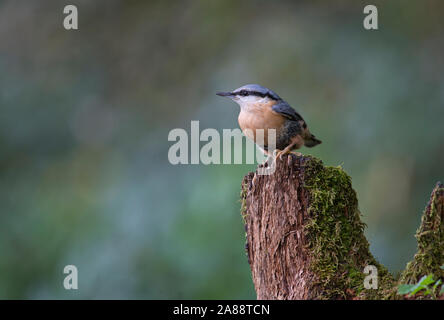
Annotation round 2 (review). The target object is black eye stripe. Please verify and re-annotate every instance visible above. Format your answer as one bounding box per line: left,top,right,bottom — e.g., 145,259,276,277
237,91,261,97
235,90,279,100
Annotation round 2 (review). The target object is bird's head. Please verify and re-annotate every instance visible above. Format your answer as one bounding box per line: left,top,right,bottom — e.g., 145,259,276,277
216,84,281,111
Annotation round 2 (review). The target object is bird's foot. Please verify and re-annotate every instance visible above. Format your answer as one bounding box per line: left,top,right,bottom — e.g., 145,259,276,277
276,150,287,160
274,149,302,160
272,149,282,160
289,151,302,157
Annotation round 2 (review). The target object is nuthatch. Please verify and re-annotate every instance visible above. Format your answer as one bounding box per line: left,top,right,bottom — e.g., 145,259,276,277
216,84,321,158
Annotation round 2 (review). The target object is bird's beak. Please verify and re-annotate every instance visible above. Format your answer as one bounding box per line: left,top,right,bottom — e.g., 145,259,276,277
216,91,234,97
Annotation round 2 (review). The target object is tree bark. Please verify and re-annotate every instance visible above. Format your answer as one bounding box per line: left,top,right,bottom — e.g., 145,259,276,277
240,154,443,300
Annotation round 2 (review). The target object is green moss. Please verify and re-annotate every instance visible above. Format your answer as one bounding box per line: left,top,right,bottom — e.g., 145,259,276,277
240,180,250,259
399,183,444,285
240,182,248,224
302,156,394,299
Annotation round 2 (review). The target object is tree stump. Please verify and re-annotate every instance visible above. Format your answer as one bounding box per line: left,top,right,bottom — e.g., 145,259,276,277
240,154,443,300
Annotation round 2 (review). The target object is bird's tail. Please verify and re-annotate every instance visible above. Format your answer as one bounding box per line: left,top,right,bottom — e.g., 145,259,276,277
304,134,322,148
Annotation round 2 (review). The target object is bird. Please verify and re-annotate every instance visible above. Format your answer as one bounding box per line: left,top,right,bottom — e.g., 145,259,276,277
216,84,321,159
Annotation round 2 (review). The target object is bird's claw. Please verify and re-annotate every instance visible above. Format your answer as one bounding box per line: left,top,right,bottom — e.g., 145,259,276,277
273,150,302,161
290,151,302,157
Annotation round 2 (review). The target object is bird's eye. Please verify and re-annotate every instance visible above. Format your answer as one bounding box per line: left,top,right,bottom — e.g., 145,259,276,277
240,90,248,96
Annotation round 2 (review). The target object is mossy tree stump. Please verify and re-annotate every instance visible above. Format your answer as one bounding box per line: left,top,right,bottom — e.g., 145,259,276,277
240,155,443,300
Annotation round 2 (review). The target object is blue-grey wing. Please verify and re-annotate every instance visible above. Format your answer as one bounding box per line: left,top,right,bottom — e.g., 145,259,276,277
271,101,305,122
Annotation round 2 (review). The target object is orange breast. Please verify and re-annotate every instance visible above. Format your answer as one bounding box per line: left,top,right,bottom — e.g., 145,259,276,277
238,102,285,146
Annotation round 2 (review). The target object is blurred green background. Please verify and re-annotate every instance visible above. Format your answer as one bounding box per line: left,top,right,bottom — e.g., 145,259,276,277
0,0,443,299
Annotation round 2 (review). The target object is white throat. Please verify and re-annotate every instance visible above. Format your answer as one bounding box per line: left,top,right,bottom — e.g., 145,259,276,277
234,96,272,112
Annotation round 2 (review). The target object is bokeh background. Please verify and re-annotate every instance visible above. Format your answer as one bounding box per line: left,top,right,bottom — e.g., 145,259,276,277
0,0,443,299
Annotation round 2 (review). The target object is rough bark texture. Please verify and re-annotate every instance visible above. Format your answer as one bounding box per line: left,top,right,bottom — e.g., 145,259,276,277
240,154,443,300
